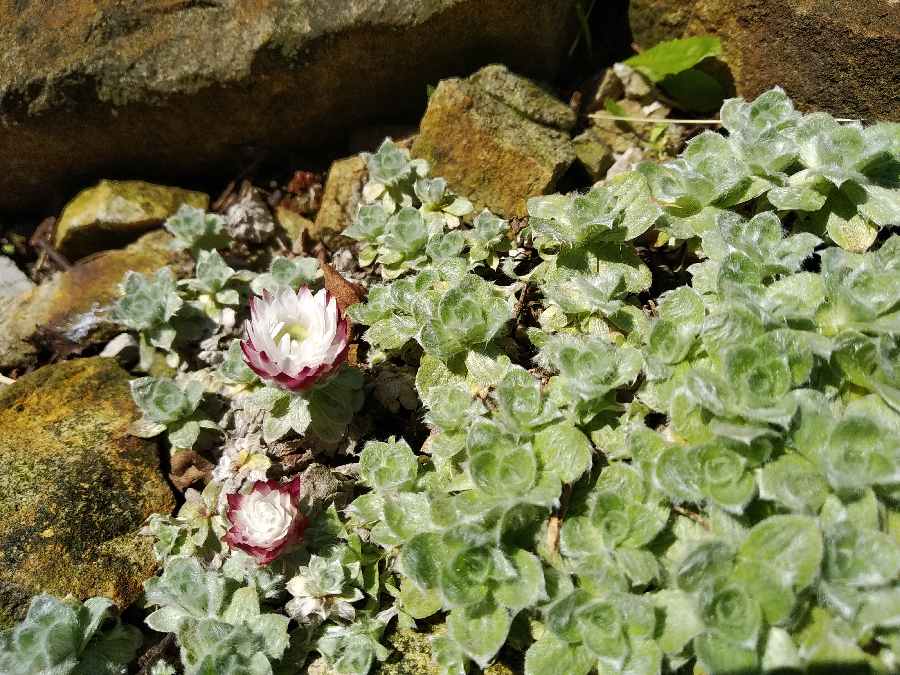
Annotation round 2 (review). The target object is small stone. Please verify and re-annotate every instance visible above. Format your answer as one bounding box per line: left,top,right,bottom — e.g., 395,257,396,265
312,155,368,246
0,357,175,627
54,180,208,261
573,129,615,181
275,205,316,247
412,68,575,217
0,257,33,301
0,230,187,371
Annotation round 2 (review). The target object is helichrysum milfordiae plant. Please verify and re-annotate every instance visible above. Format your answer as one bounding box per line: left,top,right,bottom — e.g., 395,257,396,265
164,204,228,254
0,594,141,675
129,375,220,451
21,86,892,675
286,555,364,624
112,266,184,370
361,138,429,211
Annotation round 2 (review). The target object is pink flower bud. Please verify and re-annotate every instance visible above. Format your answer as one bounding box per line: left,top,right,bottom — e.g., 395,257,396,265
223,478,307,564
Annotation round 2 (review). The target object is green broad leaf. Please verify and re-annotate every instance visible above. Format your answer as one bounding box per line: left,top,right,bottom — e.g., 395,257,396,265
493,550,546,611
825,522,900,587
577,601,629,667
546,589,593,643
761,626,802,671
71,622,142,675
624,502,669,549
400,532,446,590
496,366,544,430
193,249,235,293
822,414,898,492
446,602,511,668
700,584,762,643
219,340,258,385
737,515,823,592
533,422,593,484
383,492,432,542
757,454,829,513
164,204,226,253
676,541,735,593
524,634,594,675
624,36,722,83
399,577,442,619
697,444,756,513
796,607,870,668
168,420,201,450
130,377,192,425
262,405,292,444
615,547,660,586
467,436,537,497
654,445,702,503
818,188,879,252
286,396,311,435
846,182,900,227
768,182,829,211
694,631,759,674
661,68,725,113
856,587,900,631
619,639,663,675
359,437,418,492
654,589,704,655
430,634,467,675
221,586,260,626
439,546,493,608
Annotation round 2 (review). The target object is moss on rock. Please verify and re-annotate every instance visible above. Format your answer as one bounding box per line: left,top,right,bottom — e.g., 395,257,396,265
412,67,575,218
54,180,208,261
0,357,175,627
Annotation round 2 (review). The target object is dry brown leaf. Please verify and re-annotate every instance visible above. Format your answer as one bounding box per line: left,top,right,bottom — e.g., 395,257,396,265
321,259,365,312
169,450,214,491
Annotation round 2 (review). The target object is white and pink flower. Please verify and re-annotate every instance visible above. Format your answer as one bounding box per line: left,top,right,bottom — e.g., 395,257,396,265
241,287,349,391
223,478,307,564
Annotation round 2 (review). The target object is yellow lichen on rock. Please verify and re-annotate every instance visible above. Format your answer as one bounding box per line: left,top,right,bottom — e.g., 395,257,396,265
0,357,175,627
54,179,208,260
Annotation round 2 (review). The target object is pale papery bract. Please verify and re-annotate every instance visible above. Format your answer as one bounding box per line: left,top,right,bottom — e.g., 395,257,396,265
241,286,349,390
223,478,307,564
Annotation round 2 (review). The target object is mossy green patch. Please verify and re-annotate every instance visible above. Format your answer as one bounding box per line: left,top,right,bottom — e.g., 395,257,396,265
0,357,175,627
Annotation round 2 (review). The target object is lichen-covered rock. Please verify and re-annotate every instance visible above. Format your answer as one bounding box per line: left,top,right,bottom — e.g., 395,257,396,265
276,205,317,248
412,66,575,217
629,0,900,121
53,180,208,261
0,230,187,372
469,64,577,132
0,0,578,214
0,357,175,627
312,154,368,246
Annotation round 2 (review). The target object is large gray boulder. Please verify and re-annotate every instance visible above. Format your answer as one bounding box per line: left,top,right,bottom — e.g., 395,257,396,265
0,0,578,215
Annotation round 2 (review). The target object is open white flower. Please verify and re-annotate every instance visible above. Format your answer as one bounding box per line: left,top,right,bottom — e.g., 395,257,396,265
241,287,349,390
224,479,306,564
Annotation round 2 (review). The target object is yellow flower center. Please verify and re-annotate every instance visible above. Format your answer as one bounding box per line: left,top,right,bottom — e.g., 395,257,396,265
275,321,309,344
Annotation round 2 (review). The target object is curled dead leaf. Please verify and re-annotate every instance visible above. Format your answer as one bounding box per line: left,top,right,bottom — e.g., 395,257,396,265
321,259,366,313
